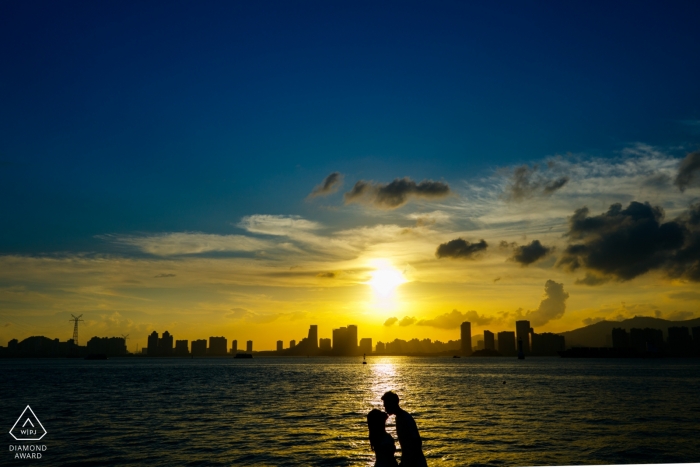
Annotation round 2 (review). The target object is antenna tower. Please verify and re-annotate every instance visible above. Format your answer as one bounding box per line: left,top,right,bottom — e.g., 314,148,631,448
69,314,84,346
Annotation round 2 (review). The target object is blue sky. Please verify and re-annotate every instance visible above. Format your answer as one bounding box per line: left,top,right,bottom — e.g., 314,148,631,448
2,1,700,347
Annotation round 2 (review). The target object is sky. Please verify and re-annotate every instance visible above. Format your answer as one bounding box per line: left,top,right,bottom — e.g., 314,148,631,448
1,1,700,351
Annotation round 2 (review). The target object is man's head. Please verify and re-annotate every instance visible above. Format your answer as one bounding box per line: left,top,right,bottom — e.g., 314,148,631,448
381,391,400,414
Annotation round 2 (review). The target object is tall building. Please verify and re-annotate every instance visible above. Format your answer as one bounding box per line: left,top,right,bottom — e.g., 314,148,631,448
209,336,227,356
347,325,358,354
191,339,207,356
175,340,189,356
333,327,347,354
359,338,372,354
484,330,495,351
246,340,253,352
290,340,296,349
147,331,159,356
308,325,318,349
460,322,472,356
319,338,331,351
277,340,283,352
86,337,127,357
497,331,516,356
161,331,174,356
515,320,531,355
667,326,692,355
375,341,385,353
231,340,238,354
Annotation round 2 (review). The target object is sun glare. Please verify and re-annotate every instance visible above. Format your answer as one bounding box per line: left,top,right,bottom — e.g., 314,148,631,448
367,261,407,298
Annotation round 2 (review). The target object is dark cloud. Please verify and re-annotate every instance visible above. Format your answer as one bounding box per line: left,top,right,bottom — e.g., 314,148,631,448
436,238,488,259
558,201,700,282
2,323,10,327
667,291,700,301
416,309,492,329
399,316,416,326
642,173,672,189
344,177,451,209
674,151,700,192
384,317,398,326
574,273,610,286
154,273,176,278
505,165,568,201
523,280,569,327
309,172,344,198
316,272,336,278
510,240,552,265
667,310,695,321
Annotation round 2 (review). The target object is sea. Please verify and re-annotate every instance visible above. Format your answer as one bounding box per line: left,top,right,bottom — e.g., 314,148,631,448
1,357,699,466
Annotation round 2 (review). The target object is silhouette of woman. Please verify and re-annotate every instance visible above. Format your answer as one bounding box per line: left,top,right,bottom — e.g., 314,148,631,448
367,409,399,467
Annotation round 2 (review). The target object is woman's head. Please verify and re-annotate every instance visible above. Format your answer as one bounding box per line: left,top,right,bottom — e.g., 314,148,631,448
367,408,388,450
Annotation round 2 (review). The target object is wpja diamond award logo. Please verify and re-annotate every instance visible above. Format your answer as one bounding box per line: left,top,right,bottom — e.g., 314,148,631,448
8,406,47,460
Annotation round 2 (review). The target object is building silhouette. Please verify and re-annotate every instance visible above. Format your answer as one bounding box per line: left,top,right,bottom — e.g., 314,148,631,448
497,331,516,356
693,327,700,355
516,320,532,355
359,338,372,354
376,341,386,353
630,328,663,353
612,328,629,348
319,338,331,351
667,326,692,356
460,322,472,356
308,325,318,349
290,340,296,349
246,340,253,352
277,340,283,352
209,336,227,356
161,331,173,356
332,325,359,355
175,340,189,356
191,339,207,356
147,331,159,356
231,339,238,354
86,337,126,357
484,330,495,351
531,332,565,356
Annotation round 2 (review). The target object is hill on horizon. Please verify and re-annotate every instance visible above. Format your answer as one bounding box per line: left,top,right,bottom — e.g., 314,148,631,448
558,316,700,348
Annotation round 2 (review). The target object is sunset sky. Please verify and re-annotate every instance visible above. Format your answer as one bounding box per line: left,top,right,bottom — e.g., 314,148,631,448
2,1,700,351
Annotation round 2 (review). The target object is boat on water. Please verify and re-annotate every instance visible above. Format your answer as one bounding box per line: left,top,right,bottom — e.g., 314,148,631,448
234,353,253,359
362,353,367,364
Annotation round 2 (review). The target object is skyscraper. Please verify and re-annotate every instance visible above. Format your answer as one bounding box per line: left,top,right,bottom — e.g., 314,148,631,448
246,340,253,352
209,336,227,356
277,340,283,352
308,325,318,349
359,338,372,354
231,339,238,354
147,331,159,356
484,330,495,350
161,331,174,356
347,325,358,354
460,322,472,356
497,331,516,356
515,320,531,355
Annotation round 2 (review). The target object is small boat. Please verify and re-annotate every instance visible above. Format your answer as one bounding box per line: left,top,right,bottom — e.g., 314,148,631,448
452,355,461,358
362,353,367,364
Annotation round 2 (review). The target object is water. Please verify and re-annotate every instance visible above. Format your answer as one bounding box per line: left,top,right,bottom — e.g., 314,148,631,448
1,357,699,466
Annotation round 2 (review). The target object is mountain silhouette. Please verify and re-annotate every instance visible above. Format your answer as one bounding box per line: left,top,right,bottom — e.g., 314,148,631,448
559,316,700,348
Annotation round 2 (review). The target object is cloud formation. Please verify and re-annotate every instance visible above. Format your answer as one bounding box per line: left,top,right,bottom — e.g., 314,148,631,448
399,316,416,326
416,309,492,329
509,240,552,265
112,233,269,256
523,280,569,327
154,273,176,278
238,215,321,236
344,177,451,209
558,202,700,282
504,164,569,201
384,317,398,326
435,238,488,259
308,172,344,198
674,151,700,192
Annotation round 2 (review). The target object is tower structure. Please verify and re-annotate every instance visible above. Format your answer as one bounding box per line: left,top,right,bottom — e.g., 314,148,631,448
69,314,84,346
460,321,472,356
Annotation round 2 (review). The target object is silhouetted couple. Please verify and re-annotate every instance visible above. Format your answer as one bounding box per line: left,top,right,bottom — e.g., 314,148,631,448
367,391,427,467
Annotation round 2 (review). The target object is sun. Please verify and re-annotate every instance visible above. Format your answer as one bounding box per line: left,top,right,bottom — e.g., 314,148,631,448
366,261,407,298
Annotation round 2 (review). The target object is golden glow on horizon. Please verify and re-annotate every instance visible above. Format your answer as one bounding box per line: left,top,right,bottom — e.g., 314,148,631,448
366,260,407,299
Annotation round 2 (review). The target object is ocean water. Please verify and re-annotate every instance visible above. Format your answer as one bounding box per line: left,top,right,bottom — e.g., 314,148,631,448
1,357,699,466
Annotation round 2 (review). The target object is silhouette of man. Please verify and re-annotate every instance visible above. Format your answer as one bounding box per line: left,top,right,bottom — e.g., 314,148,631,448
381,391,427,467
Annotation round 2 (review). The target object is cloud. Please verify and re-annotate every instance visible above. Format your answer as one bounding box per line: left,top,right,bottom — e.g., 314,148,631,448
574,273,610,286
344,177,451,209
558,201,700,282
225,307,254,320
2,323,10,327
666,310,695,321
416,309,492,329
238,215,321,236
522,280,569,327
674,151,700,192
582,317,606,326
308,172,343,198
316,272,336,278
509,240,552,265
398,316,416,326
384,317,398,326
504,164,569,201
668,291,700,301
154,273,176,278
435,238,488,259
110,233,270,256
